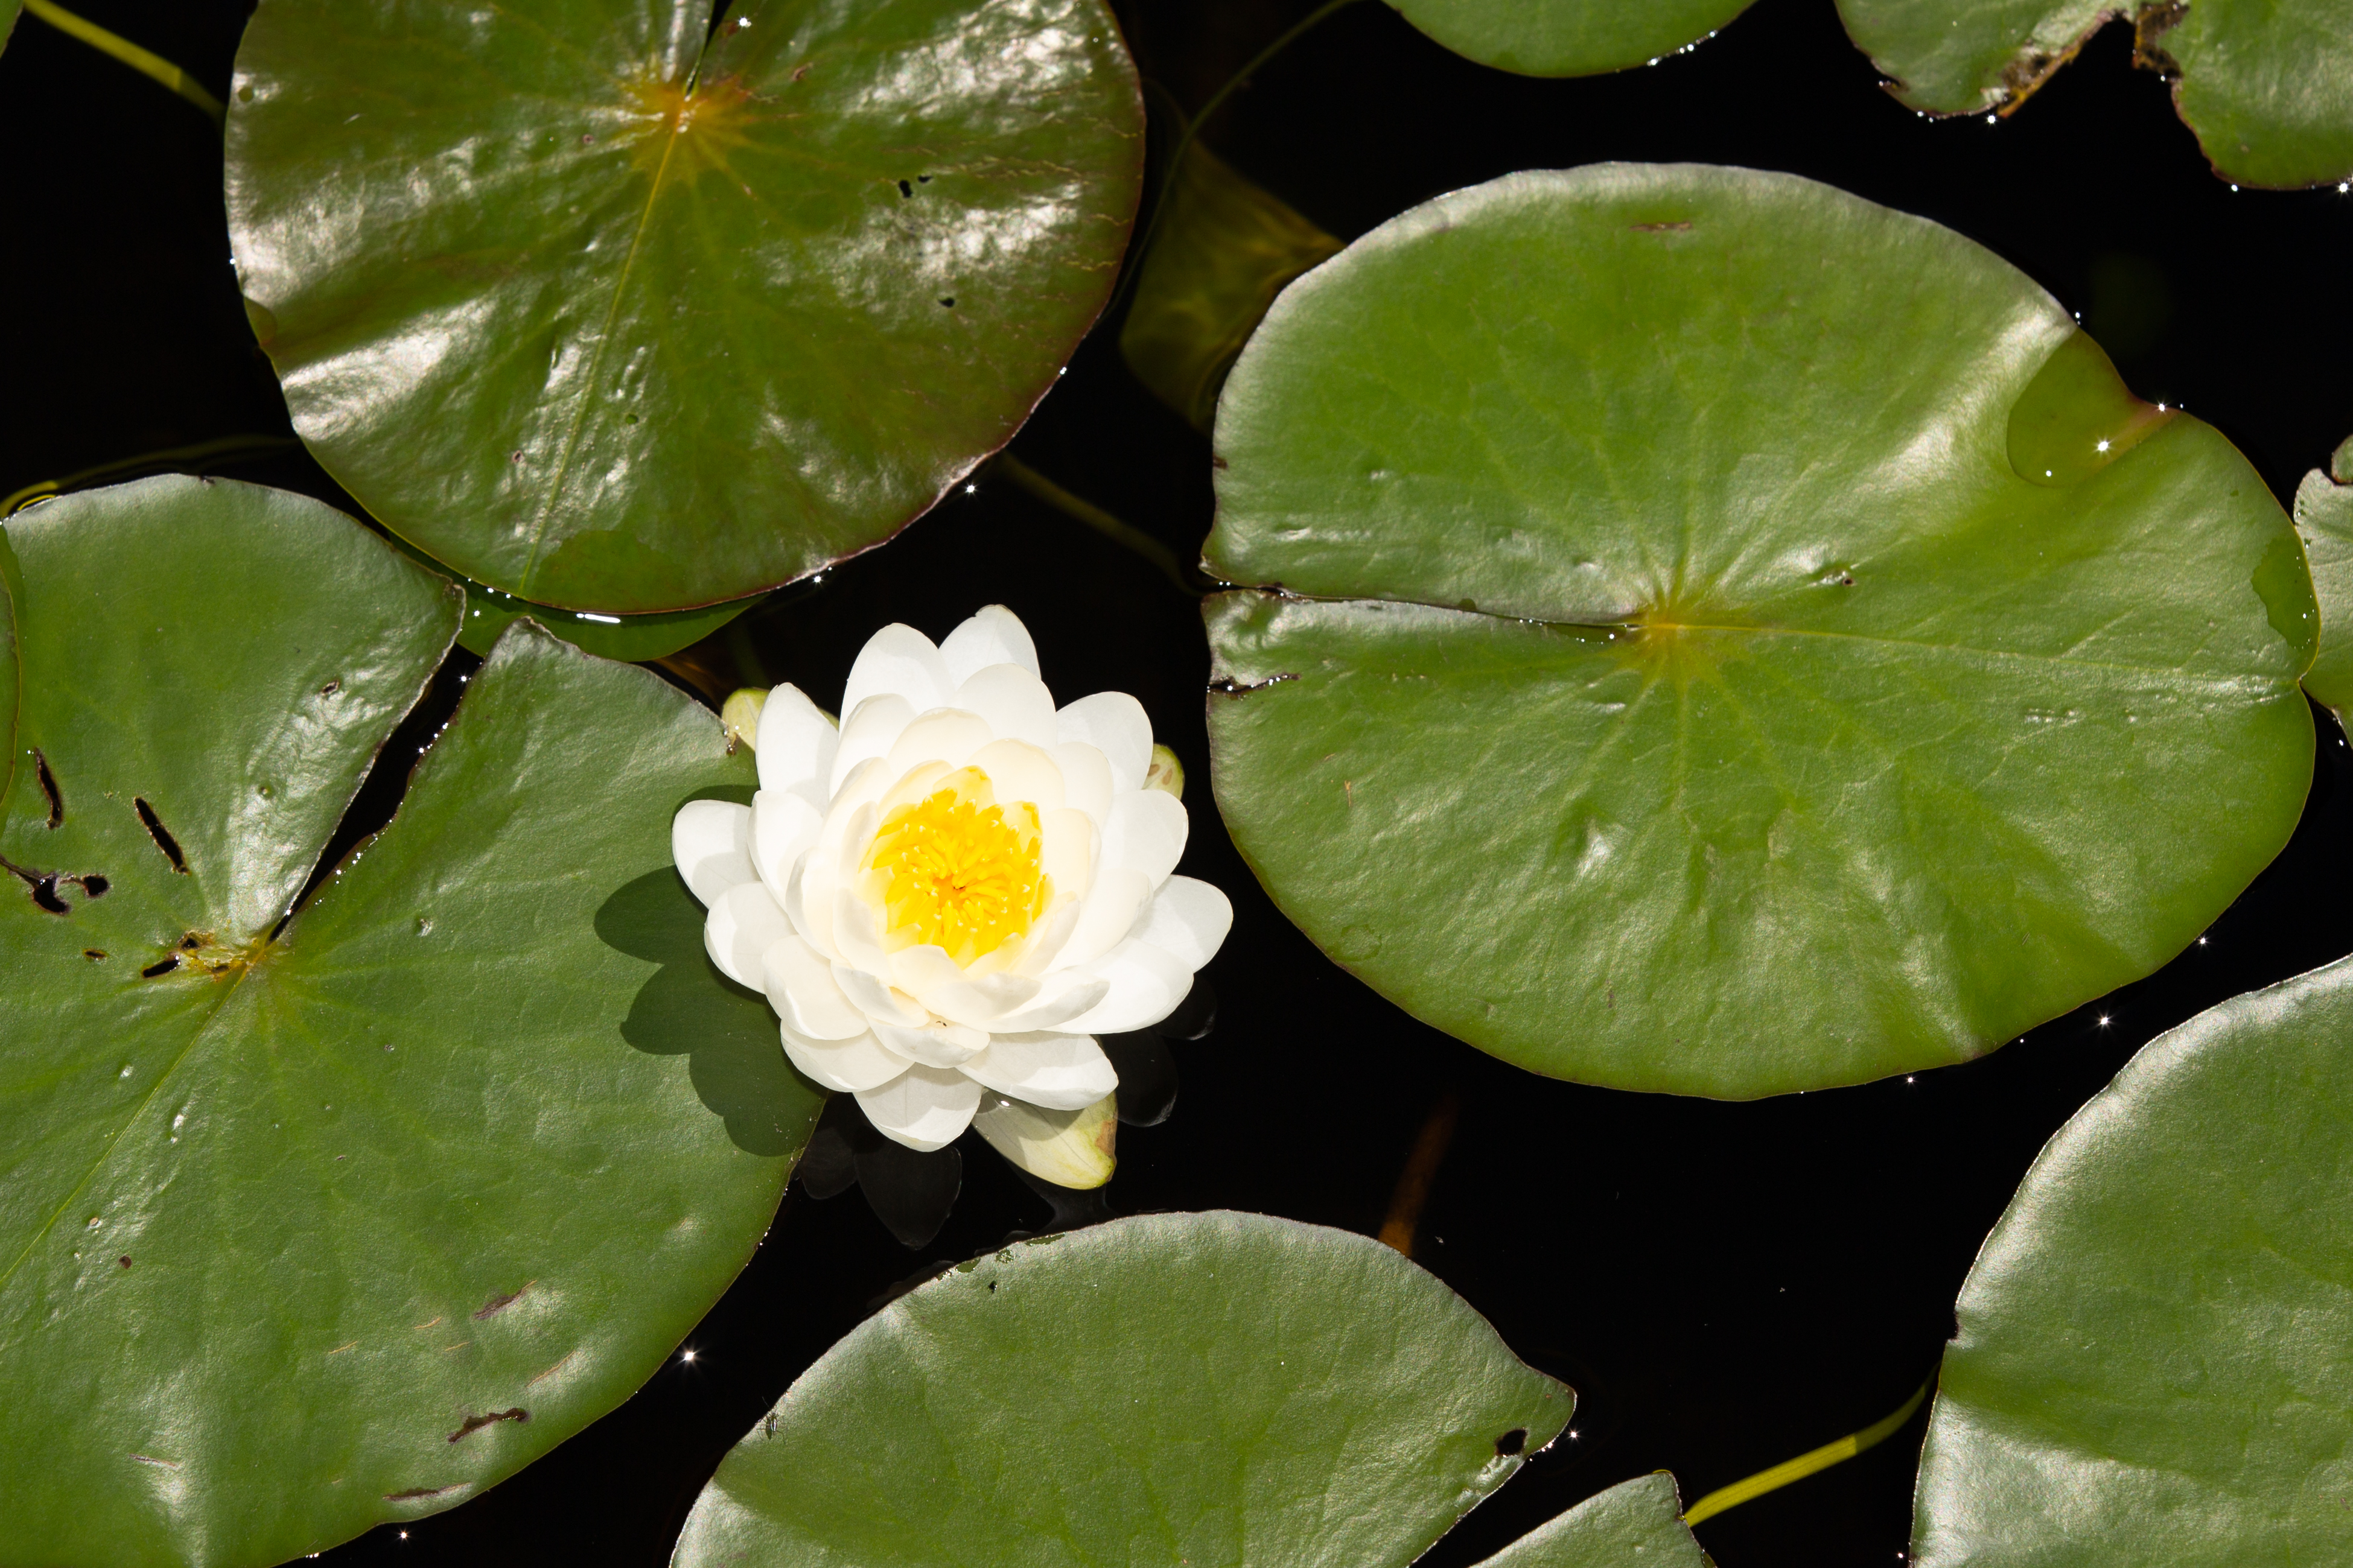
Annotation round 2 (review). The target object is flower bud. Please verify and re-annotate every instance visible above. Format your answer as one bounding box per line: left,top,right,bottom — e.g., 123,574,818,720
720,687,766,752
1145,743,1184,799
971,1091,1117,1189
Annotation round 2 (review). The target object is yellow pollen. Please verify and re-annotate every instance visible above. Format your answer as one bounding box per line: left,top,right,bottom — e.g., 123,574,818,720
862,772,1048,967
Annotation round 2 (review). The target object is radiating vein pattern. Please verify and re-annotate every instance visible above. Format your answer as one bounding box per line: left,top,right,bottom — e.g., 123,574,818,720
1205,165,2313,1097
226,0,1143,612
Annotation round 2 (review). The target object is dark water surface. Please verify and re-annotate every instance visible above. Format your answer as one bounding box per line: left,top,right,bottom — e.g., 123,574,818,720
5,2,2351,1565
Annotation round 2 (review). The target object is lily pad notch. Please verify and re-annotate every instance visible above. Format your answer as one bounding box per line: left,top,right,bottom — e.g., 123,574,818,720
0,475,818,1568
674,1211,1713,1567
1205,162,2315,1100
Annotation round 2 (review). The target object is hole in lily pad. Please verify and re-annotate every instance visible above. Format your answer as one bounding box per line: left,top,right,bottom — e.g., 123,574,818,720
34,749,62,828
135,799,189,874
1495,1427,1527,1456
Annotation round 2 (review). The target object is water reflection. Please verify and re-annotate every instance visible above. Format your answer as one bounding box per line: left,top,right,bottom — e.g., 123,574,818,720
798,981,1216,1249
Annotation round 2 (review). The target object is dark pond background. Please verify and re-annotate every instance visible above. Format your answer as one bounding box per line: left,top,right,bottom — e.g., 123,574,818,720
6,2,2351,1564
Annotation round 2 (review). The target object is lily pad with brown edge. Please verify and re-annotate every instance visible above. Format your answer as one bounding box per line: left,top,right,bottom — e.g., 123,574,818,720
381,532,762,662
0,475,821,1567
225,0,1145,614
2294,433,2353,724
1834,0,2353,188
1205,163,2314,1100
673,1210,1572,1568
1386,0,1756,76
1912,951,2353,1566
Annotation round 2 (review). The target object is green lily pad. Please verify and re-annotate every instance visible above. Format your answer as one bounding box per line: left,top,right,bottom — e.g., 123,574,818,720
1835,0,2353,188
1119,141,1341,433
1912,952,2353,1565
1385,0,1756,76
1475,1474,1705,1567
381,533,759,661
2294,434,2353,722
673,1211,1572,1567
0,476,819,1566
1205,163,2313,1099
225,0,1144,614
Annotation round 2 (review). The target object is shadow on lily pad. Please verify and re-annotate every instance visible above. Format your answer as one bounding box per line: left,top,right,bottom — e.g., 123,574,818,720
594,855,819,1159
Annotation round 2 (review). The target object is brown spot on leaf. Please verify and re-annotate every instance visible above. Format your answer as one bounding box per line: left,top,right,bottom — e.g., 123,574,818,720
447,1408,529,1444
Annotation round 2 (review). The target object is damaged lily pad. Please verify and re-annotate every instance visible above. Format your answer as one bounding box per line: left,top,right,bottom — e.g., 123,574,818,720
1835,0,2353,187
1386,0,1755,76
2294,434,2353,723
226,0,1144,612
1913,953,2353,1566
1477,1473,1706,1567
1206,163,2313,1099
0,476,819,1567
674,1211,1572,1567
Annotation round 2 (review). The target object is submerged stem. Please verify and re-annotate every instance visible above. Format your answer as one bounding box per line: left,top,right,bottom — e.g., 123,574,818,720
990,455,1202,598
1110,0,1368,317
3,434,301,515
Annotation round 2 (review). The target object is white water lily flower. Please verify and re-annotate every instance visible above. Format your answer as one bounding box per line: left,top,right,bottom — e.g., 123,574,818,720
671,606,1233,1152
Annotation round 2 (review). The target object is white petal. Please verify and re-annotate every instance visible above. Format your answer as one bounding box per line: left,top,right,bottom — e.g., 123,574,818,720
672,799,754,908
1056,867,1151,969
780,1026,910,1093
1132,876,1232,971
1009,897,1082,978
1051,741,1113,826
1060,939,1195,1034
833,960,929,1027
938,605,1039,682
960,1032,1119,1112
893,944,1042,1028
1040,807,1096,904
873,1019,987,1069
755,684,839,810
840,623,951,722
856,1065,982,1152
750,789,823,903
993,976,1111,1033
761,934,867,1040
832,888,894,976
785,851,836,958
1102,789,1188,887
955,664,1059,751
830,694,914,798
704,881,794,989
969,738,1065,813
1056,692,1151,793
885,709,994,776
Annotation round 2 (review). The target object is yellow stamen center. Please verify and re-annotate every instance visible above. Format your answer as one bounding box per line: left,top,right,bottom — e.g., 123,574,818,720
862,768,1048,967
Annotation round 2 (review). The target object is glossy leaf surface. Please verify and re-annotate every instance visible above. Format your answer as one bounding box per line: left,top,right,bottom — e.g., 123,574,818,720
226,0,1144,613
675,1210,1571,1567
1206,165,2312,1098
2295,434,2353,720
1835,0,2353,187
0,477,820,1567
1386,0,1754,75
1476,1474,1705,1567
1119,141,1340,432
1913,952,2353,1566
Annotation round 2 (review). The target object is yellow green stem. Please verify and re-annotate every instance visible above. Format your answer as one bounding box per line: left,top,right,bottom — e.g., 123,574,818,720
1681,1377,1933,1528
21,0,224,125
